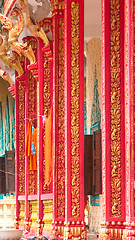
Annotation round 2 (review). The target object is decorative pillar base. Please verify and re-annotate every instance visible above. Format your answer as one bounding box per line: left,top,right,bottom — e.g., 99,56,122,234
24,218,32,234
14,217,20,229
99,223,124,240
123,224,135,240
64,222,86,240
51,221,65,240
36,219,44,237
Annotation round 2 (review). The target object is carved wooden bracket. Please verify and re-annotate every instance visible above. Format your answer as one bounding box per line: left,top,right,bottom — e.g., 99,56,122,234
18,0,49,46
0,8,36,66
0,35,24,76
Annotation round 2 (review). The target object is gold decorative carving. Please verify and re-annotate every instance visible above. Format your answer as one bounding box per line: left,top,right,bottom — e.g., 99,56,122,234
52,12,65,220
64,223,86,240
19,201,25,227
36,219,44,237
0,8,36,64
23,37,37,195
18,0,49,46
43,56,51,193
51,0,64,14
0,35,23,76
57,17,65,218
24,217,32,233
30,201,37,230
124,0,130,218
18,81,25,195
37,18,52,33
14,217,20,229
28,71,37,195
71,2,80,218
43,200,53,231
99,227,123,240
130,0,134,218
0,68,13,86
110,0,121,218
102,0,106,217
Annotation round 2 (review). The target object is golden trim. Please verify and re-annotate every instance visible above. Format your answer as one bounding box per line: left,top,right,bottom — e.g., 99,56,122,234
18,81,25,195
130,0,134,218
110,0,121,217
43,55,51,193
71,2,80,218
101,0,106,217
57,17,65,218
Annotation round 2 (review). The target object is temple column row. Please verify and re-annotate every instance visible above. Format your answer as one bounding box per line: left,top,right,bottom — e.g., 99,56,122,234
10,0,135,239
100,0,135,239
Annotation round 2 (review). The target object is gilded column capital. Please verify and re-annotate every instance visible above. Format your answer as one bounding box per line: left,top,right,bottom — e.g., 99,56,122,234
50,0,64,15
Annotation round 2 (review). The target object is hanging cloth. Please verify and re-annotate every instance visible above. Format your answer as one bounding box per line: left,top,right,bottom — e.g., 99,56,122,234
25,121,32,157
25,121,37,171
30,153,37,171
31,127,37,170
44,107,52,185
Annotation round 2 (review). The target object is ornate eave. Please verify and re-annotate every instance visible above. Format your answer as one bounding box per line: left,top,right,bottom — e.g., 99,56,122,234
0,0,52,86
3,0,16,16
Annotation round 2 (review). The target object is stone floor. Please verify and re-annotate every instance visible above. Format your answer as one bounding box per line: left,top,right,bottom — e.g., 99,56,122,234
87,231,99,240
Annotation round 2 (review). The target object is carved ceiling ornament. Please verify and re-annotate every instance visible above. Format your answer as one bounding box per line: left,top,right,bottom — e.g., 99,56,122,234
0,34,24,76
0,0,50,81
0,7,36,66
0,68,14,86
18,0,49,46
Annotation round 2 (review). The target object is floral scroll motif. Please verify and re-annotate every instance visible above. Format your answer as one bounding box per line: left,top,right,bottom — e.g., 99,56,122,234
57,17,65,218
110,0,121,217
43,55,51,193
18,81,25,195
71,2,80,218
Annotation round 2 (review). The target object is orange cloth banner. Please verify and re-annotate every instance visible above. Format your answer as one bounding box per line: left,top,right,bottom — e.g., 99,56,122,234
44,107,52,185
25,121,32,157
25,121,37,171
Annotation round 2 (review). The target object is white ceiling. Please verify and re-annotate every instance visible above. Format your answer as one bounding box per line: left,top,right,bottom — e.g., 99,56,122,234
84,0,101,41
27,0,101,42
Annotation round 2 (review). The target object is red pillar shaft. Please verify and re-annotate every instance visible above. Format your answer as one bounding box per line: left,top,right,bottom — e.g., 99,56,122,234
24,66,30,227
64,0,86,239
15,70,26,229
51,1,65,238
15,79,20,229
100,0,125,239
123,0,135,238
36,38,44,236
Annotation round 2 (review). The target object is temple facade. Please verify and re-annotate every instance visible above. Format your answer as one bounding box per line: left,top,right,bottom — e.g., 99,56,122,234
0,0,134,239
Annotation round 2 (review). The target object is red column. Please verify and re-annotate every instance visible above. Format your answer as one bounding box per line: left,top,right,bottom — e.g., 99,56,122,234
36,39,53,237
51,1,66,239
36,38,44,237
24,67,30,233
123,0,135,239
22,37,37,235
14,79,20,229
100,0,125,239
14,74,26,229
64,0,86,239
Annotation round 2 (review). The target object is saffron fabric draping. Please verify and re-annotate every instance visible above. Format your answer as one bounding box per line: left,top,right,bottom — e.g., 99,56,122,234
25,121,37,171
44,107,52,185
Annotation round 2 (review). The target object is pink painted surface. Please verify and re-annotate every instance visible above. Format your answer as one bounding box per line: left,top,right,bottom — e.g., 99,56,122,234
101,0,125,224
64,0,85,223
37,38,44,221
15,78,19,221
